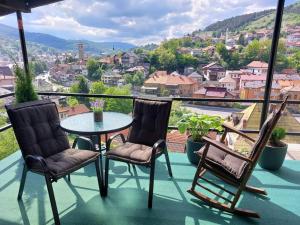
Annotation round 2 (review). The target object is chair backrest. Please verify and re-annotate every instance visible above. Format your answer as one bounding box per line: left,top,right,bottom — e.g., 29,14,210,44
127,98,172,147
250,96,288,160
6,100,70,159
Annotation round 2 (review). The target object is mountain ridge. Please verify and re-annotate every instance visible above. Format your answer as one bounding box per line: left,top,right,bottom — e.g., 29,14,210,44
0,23,136,54
202,1,300,33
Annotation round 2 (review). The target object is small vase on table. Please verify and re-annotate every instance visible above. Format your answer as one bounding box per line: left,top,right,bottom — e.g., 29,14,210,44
94,111,103,122
91,99,105,123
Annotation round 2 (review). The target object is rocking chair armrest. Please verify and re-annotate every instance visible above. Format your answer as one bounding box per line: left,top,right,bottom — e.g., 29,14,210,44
222,124,256,142
202,136,253,163
151,139,166,156
107,133,126,151
72,136,95,150
25,155,50,173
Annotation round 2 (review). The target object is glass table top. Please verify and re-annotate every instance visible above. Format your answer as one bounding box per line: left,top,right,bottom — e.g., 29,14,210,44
60,112,133,135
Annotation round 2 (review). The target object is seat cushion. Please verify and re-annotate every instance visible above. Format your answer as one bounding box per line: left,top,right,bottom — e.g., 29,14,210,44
106,142,160,164
32,148,99,177
197,145,248,180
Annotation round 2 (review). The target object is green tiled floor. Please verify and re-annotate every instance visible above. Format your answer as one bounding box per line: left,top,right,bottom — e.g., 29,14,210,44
0,151,300,225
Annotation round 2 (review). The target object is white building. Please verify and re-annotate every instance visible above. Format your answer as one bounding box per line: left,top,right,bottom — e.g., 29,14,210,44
219,75,236,91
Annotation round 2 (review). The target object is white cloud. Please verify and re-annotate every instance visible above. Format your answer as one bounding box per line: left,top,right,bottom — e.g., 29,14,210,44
29,16,117,39
0,0,295,45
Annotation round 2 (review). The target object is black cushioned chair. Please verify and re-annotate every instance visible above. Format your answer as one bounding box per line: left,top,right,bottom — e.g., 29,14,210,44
104,98,173,208
188,97,288,218
6,100,103,225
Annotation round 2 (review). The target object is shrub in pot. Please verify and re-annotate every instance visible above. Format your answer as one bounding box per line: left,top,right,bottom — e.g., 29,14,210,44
14,66,38,103
177,113,223,165
258,127,288,170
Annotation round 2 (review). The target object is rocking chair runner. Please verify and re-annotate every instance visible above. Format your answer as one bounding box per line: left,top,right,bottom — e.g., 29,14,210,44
188,97,288,218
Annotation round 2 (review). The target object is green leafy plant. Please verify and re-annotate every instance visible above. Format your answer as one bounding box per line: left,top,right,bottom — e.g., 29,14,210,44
270,127,286,147
177,113,224,142
14,66,38,103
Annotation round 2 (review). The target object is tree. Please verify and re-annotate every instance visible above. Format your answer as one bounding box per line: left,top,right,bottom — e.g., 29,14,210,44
69,76,89,105
237,34,246,46
103,86,132,113
124,71,145,87
288,50,300,72
64,56,76,64
216,43,230,61
67,98,79,107
14,66,38,103
87,58,103,81
90,81,106,95
176,54,198,73
242,39,261,65
30,61,48,76
157,49,176,72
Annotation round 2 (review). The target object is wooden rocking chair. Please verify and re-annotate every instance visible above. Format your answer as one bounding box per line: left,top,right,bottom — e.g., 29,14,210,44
188,97,288,218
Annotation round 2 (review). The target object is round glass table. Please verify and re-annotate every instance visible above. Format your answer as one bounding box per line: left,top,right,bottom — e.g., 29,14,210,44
60,112,133,136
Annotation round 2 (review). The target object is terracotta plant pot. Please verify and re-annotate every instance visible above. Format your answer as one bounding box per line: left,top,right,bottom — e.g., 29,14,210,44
258,141,288,171
94,111,103,122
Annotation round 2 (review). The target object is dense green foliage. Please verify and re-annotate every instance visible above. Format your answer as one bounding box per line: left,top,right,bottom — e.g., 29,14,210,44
30,60,48,76
89,81,133,114
0,104,19,160
270,127,286,146
205,2,300,33
168,101,191,126
124,71,145,86
147,38,200,73
69,76,89,105
214,39,295,72
177,114,224,142
204,9,274,32
15,66,38,103
87,58,104,81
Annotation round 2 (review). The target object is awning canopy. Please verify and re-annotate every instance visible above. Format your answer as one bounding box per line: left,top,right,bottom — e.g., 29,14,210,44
0,0,62,16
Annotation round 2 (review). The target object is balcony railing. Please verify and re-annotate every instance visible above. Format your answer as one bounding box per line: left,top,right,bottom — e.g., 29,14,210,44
2,92,300,136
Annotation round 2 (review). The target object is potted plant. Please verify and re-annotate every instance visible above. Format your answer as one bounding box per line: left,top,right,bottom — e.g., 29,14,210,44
14,66,38,103
258,127,288,170
178,113,224,165
91,99,105,122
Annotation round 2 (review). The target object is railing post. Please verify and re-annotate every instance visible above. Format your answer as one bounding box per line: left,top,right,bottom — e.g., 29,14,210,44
260,0,285,128
16,10,29,77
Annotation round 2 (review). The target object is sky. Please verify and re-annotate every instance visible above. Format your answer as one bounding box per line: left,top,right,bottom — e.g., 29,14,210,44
0,0,298,45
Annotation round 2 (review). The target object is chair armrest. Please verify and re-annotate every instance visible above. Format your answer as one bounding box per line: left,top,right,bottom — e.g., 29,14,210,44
152,139,166,155
202,136,253,163
222,124,256,142
72,136,95,150
25,155,51,173
107,133,126,151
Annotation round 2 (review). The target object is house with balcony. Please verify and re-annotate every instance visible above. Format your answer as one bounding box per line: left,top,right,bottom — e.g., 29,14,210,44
202,62,225,81
219,75,236,91
101,70,123,86
246,61,269,75
120,52,139,68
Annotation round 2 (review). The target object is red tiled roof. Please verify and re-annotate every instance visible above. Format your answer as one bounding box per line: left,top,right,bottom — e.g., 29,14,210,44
240,75,266,81
206,91,226,98
247,61,268,68
145,71,196,85
58,104,90,116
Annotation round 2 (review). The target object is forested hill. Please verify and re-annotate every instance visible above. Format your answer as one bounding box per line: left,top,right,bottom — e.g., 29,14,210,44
203,1,300,33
